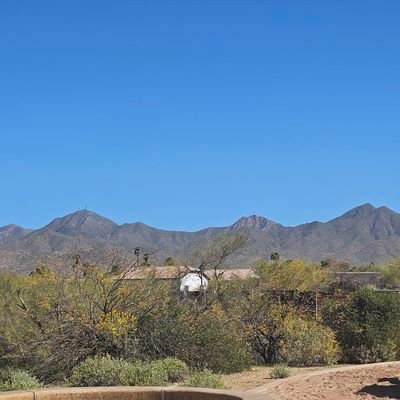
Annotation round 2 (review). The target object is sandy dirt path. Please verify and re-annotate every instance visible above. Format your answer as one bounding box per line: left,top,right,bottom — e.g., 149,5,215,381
245,362,400,400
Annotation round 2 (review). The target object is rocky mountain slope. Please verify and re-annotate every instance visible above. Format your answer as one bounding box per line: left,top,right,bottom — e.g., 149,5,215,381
1,204,400,273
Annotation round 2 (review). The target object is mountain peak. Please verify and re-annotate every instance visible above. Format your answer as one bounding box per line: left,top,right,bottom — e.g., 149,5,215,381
68,209,104,218
232,215,277,230
43,209,118,240
0,224,32,242
339,203,377,219
0,224,21,231
354,203,376,212
376,205,397,214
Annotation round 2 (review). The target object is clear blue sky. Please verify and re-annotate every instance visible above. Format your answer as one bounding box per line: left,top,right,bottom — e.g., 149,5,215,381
1,1,399,231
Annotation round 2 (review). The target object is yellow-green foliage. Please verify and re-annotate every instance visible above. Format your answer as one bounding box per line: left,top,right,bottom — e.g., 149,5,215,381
68,356,169,387
0,267,172,379
323,288,400,363
256,259,330,291
269,364,290,379
69,356,222,388
378,259,400,289
68,356,191,387
5,256,400,383
152,357,189,383
135,301,252,374
281,315,340,366
184,369,225,389
0,369,43,391
97,309,137,338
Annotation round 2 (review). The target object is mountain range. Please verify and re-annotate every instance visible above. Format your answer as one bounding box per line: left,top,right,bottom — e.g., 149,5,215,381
1,203,400,273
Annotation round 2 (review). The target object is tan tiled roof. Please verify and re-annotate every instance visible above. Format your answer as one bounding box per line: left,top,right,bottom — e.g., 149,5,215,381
120,266,255,281
206,268,256,280
332,272,383,287
120,266,191,280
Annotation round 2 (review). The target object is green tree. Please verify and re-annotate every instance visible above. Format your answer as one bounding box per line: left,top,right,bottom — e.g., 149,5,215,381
324,288,400,363
164,257,176,266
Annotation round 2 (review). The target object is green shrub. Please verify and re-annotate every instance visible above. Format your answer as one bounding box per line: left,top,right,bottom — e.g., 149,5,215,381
184,369,225,389
378,260,400,289
68,356,168,387
0,369,43,391
128,361,168,386
281,316,340,366
324,289,400,363
269,364,290,379
136,304,252,374
68,356,132,386
153,357,189,383
346,343,397,364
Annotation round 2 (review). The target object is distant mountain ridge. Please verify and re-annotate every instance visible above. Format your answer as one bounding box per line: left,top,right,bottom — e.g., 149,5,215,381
0,224,33,245
1,204,400,272
231,215,279,230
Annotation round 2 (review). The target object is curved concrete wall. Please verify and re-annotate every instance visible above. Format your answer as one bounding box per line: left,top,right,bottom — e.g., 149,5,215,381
0,387,264,400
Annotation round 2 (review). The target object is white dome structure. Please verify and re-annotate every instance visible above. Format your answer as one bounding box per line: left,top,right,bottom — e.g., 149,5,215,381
180,271,209,293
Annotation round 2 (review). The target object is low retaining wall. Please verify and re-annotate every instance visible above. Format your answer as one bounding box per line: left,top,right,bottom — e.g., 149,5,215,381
0,387,265,400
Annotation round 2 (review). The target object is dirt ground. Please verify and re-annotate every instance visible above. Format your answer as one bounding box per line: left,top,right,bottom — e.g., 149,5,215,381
271,363,400,400
223,366,336,390
223,363,400,399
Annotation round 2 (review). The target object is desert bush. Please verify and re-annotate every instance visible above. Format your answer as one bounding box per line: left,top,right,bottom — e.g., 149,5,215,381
346,343,397,364
255,260,330,292
323,289,400,363
184,369,225,389
68,356,168,387
68,356,134,386
1,266,172,381
236,261,333,366
378,260,400,289
0,273,45,371
0,369,43,391
0,266,252,380
153,357,189,383
241,289,340,367
129,361,169,386
136,303,252,374
269,364,290,379
281,316,340,366
239,293,289,365
6,253,400,383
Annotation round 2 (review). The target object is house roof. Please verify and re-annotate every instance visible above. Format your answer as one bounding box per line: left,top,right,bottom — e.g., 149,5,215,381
332,272,383,287
120,266,255,281
120,266,190,280
205,268,256,280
